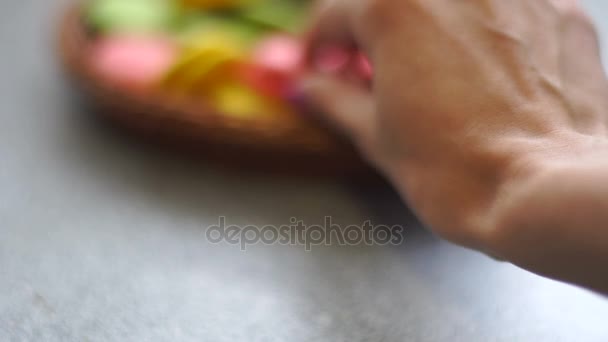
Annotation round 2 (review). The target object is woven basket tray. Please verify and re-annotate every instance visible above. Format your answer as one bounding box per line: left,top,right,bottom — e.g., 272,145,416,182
57,5,371,177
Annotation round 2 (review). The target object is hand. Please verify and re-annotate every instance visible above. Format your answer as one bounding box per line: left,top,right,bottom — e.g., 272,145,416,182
302,0,608,286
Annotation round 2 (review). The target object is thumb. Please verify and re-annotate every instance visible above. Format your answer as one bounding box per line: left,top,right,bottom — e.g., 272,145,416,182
299,73,377,145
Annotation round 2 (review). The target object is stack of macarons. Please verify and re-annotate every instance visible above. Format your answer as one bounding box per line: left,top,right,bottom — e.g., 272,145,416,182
86,0,310,119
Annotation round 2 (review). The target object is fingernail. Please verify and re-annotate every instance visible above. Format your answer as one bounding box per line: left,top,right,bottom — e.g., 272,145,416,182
285,85,311,115
285,85,308,108
286,81,318,116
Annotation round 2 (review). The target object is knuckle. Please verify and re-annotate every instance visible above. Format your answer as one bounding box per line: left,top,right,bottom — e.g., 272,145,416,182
358,0,390,29
560,2,595,28
358,0,419,35
359,0,389,19
570,10,600,41
552,1,600,42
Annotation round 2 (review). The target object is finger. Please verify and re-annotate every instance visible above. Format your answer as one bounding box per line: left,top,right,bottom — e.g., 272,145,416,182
299,73,376,145
304,0,358,65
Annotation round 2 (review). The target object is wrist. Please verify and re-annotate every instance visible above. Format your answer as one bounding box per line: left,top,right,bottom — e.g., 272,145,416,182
484,132,608,256
486,135,608,291
386,130,608,253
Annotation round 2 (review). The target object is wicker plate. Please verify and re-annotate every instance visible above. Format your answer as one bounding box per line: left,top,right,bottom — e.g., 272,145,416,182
57,5,371,177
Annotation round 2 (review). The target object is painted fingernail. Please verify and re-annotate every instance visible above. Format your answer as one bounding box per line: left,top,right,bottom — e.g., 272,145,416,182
285,85,309,111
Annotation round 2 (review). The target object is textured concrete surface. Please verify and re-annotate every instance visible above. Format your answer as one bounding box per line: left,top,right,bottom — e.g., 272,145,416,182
1,1,608,341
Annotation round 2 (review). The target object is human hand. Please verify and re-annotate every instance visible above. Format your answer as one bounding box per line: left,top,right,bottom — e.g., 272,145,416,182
302,0,608,259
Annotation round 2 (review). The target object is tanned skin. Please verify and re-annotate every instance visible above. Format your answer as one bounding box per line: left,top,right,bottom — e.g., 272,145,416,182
302,0,608,293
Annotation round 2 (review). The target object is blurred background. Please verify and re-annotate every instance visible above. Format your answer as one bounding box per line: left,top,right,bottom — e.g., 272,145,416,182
1,0,608,341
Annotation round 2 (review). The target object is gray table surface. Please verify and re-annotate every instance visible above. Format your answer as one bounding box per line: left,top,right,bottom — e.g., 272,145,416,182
2,1,608,341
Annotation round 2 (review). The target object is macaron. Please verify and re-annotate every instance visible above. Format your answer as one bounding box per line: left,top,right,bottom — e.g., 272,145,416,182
210,82,293,119
252,34,303,74
356,53,373,80
240,34,303,98
312,45,373,83
86,0,178,34
163,29,247,93
90,35,177,89
175,14,261,50
240,0,308,33
179,0,252,11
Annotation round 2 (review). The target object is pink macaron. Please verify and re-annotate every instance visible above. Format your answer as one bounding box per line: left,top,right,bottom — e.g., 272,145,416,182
90,35,177,89
240,34,304,98
313,45,373,81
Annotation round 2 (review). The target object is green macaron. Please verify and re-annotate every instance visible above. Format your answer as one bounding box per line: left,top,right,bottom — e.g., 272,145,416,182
239,0,308,33
86,0,179,34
